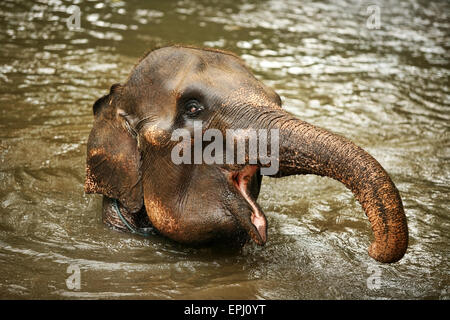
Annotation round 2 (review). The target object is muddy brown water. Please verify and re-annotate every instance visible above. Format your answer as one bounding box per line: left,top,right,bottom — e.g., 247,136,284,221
0,0,449,299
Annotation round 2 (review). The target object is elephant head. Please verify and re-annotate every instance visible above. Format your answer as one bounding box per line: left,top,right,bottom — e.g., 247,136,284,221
85,46,408,263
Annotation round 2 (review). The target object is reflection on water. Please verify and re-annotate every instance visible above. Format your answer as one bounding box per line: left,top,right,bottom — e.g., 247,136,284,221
0,0,449,299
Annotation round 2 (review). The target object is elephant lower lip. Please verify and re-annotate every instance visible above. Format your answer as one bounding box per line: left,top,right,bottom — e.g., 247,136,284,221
229,165,267,245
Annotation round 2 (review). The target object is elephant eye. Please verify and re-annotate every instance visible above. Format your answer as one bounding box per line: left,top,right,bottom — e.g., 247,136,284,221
185,99,203,117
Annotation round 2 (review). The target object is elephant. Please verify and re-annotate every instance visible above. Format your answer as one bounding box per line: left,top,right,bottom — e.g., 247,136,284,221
84,45,408,263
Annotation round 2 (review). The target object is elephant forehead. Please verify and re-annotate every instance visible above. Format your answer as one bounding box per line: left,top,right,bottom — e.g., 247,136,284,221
162,66,275,105
126,46,282,110
147,46,244,69
230,85,280,108
130,47,248,86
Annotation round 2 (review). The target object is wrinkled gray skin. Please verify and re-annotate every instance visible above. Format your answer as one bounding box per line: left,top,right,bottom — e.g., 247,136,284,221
85,46,408,263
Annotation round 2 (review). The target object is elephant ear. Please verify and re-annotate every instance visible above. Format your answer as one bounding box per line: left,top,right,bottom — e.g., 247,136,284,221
84,84,143,213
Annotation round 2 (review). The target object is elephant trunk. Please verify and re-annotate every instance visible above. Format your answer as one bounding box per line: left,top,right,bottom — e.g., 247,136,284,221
231,108,408,263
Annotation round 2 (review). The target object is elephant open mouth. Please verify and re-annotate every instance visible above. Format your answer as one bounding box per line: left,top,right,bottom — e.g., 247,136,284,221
225,165,267,246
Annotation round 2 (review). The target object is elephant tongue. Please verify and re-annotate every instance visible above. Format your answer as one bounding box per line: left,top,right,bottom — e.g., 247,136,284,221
233,165,267,245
